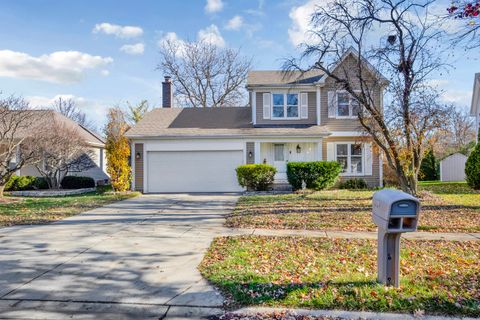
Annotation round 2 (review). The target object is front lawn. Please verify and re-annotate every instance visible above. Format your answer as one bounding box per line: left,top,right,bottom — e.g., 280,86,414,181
227,183,480,233
200,236,480,317
0,187,140,227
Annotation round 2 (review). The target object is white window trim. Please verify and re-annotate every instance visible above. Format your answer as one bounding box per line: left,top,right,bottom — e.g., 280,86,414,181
334,142,365,176
271,91,300,120
335,90,359,119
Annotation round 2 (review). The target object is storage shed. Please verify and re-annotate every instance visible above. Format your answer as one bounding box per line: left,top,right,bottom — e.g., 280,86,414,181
440,153,467,182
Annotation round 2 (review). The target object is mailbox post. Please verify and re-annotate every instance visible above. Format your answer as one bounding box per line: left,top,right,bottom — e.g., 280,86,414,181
372,189,420,287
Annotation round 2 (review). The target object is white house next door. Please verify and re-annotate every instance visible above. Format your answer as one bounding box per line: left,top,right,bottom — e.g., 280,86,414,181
273,144,287,181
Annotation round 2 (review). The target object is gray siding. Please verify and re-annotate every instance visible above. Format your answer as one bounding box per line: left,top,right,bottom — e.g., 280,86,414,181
246,142,255,164
134,143,144,192
322,137,381,187
320,54,382,131
255,91,317,125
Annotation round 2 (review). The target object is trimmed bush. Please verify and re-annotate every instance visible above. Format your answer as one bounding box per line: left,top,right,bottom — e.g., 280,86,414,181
236,164,277,191
338,178,368,189
287,161,342,191
465,143,480,189
4,176,48,191
61,176,95,189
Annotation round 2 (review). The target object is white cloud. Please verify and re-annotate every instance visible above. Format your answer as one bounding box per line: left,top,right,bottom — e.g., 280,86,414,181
120,43,145,55
0,50,113,84
288,0,329,47
93,22,143,39
205,0,223,13
198,24,226,47
226,15,244,31
27,94,87,108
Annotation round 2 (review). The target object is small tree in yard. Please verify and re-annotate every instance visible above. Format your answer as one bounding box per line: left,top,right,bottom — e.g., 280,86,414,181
104,108,130,192
419,148,439,181
34,120,95,189
126,100,150,125
285,0,451,195
0,96,40,198
465,143,480,189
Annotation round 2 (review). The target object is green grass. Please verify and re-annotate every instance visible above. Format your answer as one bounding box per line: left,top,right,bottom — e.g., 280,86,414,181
227,184,480,233
0,187,140,227
200,236,480,316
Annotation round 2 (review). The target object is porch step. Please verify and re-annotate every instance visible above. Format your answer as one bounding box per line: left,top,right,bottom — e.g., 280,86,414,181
273,183,293,192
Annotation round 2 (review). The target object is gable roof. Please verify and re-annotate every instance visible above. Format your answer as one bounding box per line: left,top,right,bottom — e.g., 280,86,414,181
247,70,325,87
126,107,329,138
247,48,388,88
471,73,480,116
14,110,104,146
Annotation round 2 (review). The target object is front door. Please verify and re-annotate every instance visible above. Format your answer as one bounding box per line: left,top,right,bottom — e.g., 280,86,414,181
273,144,287,181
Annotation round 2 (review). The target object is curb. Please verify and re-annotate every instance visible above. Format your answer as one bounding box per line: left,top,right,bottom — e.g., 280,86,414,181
227,307,477,320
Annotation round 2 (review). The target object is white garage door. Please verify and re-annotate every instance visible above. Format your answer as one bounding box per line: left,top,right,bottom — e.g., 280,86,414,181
147,150,244,193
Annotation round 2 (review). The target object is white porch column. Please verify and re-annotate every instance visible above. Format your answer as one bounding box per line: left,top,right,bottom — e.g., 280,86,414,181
254,142,261,164
316,140,323,161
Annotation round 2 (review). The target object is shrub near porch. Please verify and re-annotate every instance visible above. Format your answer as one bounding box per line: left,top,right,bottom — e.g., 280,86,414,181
200,236,480,316
227,183,480,233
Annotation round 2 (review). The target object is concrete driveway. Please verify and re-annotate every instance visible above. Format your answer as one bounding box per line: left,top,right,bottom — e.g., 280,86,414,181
0,193,239,319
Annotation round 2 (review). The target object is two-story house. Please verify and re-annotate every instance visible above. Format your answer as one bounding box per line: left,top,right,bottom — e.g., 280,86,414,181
126,51,385,193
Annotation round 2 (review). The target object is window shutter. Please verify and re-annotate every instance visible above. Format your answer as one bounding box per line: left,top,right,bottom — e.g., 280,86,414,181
300,92,308,119
364,142,373,175
263,93,271,119
327,91,336,118
326,142,335,161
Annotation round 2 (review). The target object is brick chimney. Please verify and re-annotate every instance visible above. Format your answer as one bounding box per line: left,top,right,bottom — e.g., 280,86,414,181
162,76,173,108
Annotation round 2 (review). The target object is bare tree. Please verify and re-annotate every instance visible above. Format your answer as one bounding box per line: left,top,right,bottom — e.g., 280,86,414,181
158,40,251,107
52,97,96,131
285,0,450,195
435,105,476,157
0,96,41,197
126,100,150,124
34,121,95,189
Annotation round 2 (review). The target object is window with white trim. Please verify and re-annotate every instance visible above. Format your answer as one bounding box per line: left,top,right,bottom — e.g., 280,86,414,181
336,92,361,118
335,143,363,174
272,93,299,119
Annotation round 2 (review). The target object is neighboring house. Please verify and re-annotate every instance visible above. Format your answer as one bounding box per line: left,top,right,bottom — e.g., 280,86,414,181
126,51,386,193
471,72,480,142
440,153,467,182
16,110,109,184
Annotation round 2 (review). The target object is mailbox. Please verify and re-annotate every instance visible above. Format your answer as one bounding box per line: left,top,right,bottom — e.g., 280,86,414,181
372,189,420,232
372,189,420,287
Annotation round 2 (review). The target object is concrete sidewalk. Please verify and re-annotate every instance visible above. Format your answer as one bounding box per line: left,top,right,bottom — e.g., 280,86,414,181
0,194,239,319
231,228,480,241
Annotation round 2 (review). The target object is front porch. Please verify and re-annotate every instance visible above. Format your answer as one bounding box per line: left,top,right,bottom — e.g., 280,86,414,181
252,141,323,183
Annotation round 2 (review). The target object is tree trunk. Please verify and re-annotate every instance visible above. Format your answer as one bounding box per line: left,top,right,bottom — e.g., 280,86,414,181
0,184,5,198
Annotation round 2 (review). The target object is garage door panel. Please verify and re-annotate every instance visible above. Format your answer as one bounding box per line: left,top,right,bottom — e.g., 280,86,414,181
147,150,243,192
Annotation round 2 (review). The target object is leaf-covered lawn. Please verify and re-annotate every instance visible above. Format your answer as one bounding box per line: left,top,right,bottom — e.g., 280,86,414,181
0,189,140,227
200,236,480,316
227,184,480,233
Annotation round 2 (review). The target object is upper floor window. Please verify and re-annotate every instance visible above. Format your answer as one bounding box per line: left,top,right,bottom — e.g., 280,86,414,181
335,143,363,175
336,92,361,118
272,93,298,119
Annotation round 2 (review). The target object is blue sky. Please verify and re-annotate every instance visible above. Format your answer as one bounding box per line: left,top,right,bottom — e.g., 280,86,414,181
0,0,478,129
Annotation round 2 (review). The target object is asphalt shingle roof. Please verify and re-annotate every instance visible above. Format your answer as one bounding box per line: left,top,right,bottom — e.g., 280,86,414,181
125,107,329,138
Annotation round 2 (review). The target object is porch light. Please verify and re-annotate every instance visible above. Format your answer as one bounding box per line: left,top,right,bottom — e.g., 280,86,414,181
248,151,253,158
296,144,301,154
135,152,141,160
